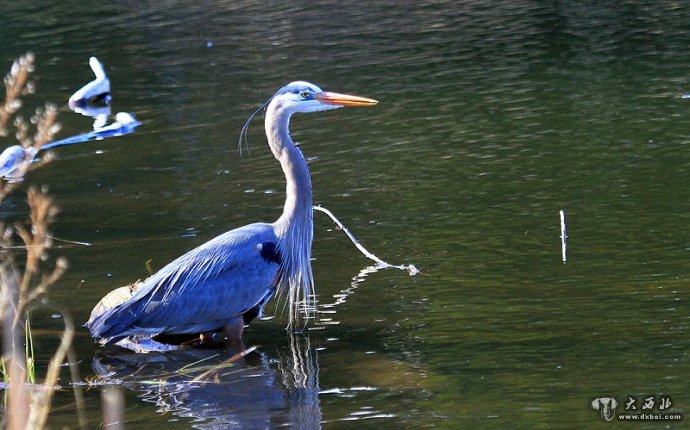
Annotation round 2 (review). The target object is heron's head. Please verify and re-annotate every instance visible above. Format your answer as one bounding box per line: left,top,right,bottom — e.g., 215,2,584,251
272,81,378,114
239,81,378,153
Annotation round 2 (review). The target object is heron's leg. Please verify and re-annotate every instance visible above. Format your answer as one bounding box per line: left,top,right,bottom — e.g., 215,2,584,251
223,316,245,340
195,317,246,347
196,317,244,350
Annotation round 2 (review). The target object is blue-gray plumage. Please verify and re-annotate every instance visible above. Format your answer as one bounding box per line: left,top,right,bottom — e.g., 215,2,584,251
86,81,378,347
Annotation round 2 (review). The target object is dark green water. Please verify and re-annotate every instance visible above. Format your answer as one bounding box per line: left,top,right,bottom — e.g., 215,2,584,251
2,1,690,428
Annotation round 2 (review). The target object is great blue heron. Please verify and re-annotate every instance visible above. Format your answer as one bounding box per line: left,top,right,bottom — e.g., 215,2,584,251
86,81,378,348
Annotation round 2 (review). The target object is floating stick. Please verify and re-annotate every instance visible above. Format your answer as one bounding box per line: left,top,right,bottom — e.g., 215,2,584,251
559,209,567,263
314,205,419,275
49,235,92,247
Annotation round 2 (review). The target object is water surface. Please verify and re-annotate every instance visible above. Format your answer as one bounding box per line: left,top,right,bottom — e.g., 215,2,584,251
1,1,690,428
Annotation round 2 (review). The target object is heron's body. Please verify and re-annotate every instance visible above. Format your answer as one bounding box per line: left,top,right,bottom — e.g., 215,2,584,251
88,223,280,341
86,81,377,347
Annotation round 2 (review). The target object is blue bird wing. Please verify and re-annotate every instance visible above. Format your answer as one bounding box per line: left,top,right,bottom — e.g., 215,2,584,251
87,223,281,340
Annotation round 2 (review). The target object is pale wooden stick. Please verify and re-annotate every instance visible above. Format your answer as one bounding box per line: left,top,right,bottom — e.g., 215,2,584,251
314,205,419,275
559,209,567,263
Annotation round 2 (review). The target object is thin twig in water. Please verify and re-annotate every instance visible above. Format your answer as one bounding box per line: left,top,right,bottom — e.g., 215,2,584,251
177,353,222,374
49,235,92,248
313,205,419,275
191,346,259,383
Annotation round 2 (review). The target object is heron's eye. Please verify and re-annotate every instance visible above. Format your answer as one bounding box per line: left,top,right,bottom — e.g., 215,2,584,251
300,91,311,99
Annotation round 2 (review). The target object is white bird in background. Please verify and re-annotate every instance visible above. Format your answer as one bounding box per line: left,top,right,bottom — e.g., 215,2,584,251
0,112,141,181
68,56,111,108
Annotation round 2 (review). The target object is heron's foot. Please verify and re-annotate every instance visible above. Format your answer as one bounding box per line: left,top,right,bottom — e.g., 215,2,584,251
194,323,245,350
218,318,246,350
198,332,229,344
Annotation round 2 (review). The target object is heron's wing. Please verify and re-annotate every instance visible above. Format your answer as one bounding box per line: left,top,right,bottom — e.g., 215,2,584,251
87,223,281,339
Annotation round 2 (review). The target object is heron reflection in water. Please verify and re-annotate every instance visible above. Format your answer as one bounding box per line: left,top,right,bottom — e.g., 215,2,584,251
93,333,321,429
86,82,378,350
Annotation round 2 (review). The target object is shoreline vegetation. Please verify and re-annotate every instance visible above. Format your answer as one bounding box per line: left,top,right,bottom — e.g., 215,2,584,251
0,52,85,430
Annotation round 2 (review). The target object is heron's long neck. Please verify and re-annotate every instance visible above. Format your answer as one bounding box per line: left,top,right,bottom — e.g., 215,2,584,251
265,103,315,325
265,106,313,235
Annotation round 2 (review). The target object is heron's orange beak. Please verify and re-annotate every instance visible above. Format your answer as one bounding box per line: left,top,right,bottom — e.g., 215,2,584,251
315,92,378,107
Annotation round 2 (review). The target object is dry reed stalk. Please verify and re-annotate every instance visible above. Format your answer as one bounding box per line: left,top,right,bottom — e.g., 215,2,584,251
101,385,125,430
0,53,79,430
0,53,34,137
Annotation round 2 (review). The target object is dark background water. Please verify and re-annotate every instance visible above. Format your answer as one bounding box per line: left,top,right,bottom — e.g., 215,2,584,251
1,1,690,428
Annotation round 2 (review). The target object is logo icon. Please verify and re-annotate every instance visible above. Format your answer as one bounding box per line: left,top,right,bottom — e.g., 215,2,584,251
592,397,618,422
